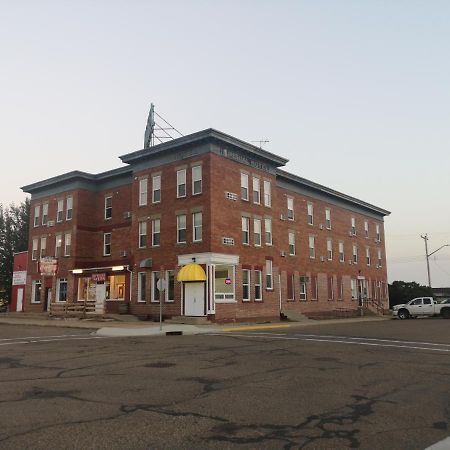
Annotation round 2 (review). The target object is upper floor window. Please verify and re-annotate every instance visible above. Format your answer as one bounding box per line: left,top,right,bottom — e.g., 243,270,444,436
32,238,38,261
177,214,187,243
104,196,112,219
309,236,315,259
55,234,62,258
366,247,371,266
57,200,64,223
193,212,202,242
177,169,186,198
352,244,358,263
242,216,250,245
287,197,294,220
265,259,273,290
40,237,47,258
253,218,261,246
33,205,40,227
252,177,260,204
307,203,314,225
339,241,345,262
289,231,296,255
138,221,147,248
152,175,161,203
139,179,148,206
364,220,369,237
152,219,160,246
64,233,71,256
377,249,382,267
192,165,202,195
103,233,111,256
42,203,48,226
265,218,272,245
351,217,356,236
376,224,381,242
263,180,271,207
66,196,73,221
325,208,331,229
327,238,333,261
241,173,249,200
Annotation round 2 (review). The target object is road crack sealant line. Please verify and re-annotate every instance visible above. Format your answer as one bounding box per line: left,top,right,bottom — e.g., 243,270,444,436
0,336,107,346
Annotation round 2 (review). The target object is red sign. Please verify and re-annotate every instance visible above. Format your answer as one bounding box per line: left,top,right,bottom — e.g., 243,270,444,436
39,257,58,276
92,273,106,282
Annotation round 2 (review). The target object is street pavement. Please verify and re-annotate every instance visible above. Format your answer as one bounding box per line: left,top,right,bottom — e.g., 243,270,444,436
0,318,448,449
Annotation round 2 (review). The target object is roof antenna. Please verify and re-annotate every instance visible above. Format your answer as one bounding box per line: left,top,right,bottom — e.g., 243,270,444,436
251,139,270,149
144,103,184,148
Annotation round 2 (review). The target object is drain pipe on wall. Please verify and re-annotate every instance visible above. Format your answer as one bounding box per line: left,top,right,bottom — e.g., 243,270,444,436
126,265,133,311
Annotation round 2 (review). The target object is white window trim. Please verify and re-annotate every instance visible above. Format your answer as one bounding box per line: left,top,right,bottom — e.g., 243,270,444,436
242,269,251,302
64,233,71,256
287,197,294,220
265,218,272,246
192,165,202,195
309,236,315,259
263,180,271,207
152,175,161,203
307,202,314,225
327,239,333,261
289,232,296,255
34,205,40,227
165,270,175,303
177,214,187,244
254,218,261,247
177,169,186,198
56,278,68,303
139,178,148,206
66,196,73,221
325,208,331,229
241,172,249,201
138,221,147,248
32,238,38,261
152,219,160,247
193,212,202,242
254,270,262,301
103,233,111,256
242,216,250,245
252,177,260,205
265,259,273,290
41,203,48,226
57,200,64,223
137,272,146,303
31,280,41,304
104,196,112,220
151,271,160,303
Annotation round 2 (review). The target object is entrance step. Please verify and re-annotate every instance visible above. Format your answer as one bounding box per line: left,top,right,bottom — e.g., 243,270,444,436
165,316,212,325
281,311,311,322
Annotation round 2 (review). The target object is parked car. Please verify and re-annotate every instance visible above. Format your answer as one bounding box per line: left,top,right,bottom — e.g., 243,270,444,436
392,297,450,319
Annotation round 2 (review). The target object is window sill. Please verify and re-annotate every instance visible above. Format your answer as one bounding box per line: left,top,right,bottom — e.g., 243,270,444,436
214,299,237,304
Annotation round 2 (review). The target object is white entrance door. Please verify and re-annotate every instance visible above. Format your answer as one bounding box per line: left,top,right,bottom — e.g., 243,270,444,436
184,282,205,316
95,284,106,313
17,288,24,312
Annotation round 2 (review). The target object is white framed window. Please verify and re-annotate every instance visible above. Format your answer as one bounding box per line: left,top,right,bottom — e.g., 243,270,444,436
242,216,250,245
339,241,345,262
254,270,262,301
309,236,315,259
40,237,47,258
263,180,271,207
31,280,42,303
33,205,40,227
138,221,147,248
104,196,112,219
265,218,272,245
66,196,73,221
289,231,296,255
214,265,235,301
351,217,356,235
152,219,160,246
137,272,146,302
364,220,369,237
166,270,175,302
193,212,202,242
299,277,307,300
241,172,249,200
192,165,202,195
32,238,38,260
307,203,314,225
376,224,381,242
252,177,260,204
177,169,186,198
103,233,111,256
352,244,358,263
139,179,148,206
64,233,71,256
253,218,261,247
151,271,160,303
377,249,382,267
177,214,187,243
57,200,64,223
152,175,161,203
42,203,48,226
287,197,294,220
327,238,333,261
55,234,62,258
325,208,331,229
242,269,250,301
366,247,371,266
265,259,273,290
56,278,68,302
351,279,358,300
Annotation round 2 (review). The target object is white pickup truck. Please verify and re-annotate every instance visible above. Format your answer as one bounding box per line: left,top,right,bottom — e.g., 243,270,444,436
392,297,450,319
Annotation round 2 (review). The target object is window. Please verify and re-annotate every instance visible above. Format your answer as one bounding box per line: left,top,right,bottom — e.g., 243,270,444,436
138,272,146,302
42,203,48,226
193,212,202,242
242,269,250,301
366,247,371,266
40,237,46,258
351,279,358,300
307,203,314,225
66,196,73,220
327,239,333,261
287,273,295,300
376,224,381,242
31,280,41,303
300,277,307,300
192,165,202,195
177,169,186,198
32,238,38,260
352,244,358,264
265,218,272,245
377,249,382,267
56,278,68,302
55,234,62,258
151,271,160,302
103,233,111,256
289,232,296,255
339,241,345,262
351,217,356,235
33,205,40,227
287,197,294,220
104,196,112,219
139,179,148,206
364,220,369,237
265,259,273,290
57,200,64,223
138,221,147,248
263,180,271,207
177,214,187,243
252,177,260,204
214,265,235,301
253,218,261,246
152,175,161,203
309,236,315,259
152,219,160,246
325,208,331,229
241,173,249,200
254,270,262,301
311,275,318,300
242,216,250,245
328,276,334,300
166,270,175,302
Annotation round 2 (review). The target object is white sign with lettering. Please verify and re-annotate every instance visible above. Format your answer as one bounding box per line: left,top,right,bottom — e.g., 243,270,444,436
12,271,27,285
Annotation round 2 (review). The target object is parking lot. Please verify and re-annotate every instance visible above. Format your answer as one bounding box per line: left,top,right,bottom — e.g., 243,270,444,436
0,318,449,449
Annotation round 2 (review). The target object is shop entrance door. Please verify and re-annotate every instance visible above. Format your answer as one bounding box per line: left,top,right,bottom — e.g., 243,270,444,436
17,288,24,312
184,282,205,316
95,283,106,314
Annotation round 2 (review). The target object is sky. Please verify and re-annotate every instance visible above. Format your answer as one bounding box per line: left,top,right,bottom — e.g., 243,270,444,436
1,0,449,287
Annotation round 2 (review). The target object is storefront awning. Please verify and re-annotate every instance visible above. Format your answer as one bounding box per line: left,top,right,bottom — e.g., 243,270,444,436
177,263,207,282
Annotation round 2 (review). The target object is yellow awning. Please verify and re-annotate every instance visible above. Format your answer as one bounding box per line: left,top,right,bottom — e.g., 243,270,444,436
177,263,207,282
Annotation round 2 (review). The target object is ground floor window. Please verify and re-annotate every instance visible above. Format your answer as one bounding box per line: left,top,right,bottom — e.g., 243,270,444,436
351,279,358,300
152,272,160,302
31,280,41,303
299,277,307,301
166,270,175,302
78,275,126,301
242,269,250,301
56,278,68,302
214,265,235,301
254,270,262,301
138,272,146,302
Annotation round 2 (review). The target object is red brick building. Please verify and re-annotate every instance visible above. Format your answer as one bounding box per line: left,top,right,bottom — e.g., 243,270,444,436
22,129,390,321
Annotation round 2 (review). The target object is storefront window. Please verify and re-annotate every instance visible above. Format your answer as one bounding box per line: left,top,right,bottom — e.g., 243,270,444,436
214,265,235,301
78,275,125,301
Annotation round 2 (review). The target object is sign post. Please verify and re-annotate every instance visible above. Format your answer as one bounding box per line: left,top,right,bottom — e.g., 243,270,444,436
156,278,166,331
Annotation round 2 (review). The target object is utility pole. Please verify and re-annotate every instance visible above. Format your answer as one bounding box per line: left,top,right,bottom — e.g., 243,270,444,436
420,234,450,288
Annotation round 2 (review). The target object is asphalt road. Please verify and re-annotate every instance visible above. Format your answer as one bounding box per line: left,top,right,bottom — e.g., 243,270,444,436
0,319,449,450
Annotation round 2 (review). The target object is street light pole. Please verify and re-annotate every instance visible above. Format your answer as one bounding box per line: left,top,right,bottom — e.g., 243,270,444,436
420,234,449,288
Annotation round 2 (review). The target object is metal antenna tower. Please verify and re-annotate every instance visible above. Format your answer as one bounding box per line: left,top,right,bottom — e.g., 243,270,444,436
144,103,183,148
251,139,270,149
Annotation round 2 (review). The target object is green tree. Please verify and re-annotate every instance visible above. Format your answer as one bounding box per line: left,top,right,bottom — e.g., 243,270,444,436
388,280,433,308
